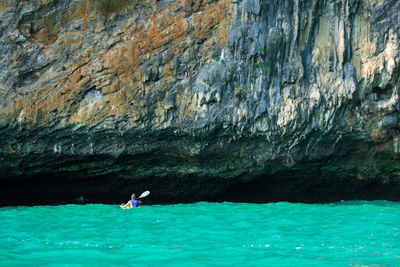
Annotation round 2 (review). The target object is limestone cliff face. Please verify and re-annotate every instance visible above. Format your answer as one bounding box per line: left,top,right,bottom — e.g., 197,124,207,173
1,0,400,204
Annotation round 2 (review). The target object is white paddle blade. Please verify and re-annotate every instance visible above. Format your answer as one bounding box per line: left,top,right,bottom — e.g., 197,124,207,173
139,191,150,198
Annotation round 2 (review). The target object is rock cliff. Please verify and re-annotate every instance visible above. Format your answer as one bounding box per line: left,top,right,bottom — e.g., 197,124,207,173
1,0,400,205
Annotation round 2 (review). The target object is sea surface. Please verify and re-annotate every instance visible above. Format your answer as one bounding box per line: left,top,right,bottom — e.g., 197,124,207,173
1,201,400,266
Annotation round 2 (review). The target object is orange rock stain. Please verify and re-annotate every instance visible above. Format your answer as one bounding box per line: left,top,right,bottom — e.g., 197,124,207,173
8,0,233,128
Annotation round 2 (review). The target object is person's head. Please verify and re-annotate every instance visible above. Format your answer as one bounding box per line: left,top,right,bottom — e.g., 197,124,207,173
131,194,136,199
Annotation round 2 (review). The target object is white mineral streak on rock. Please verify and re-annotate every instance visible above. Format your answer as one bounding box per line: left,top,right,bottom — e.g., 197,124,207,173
17,110,24,124
277,99,297,127
53,144,61,154
361,29,399,81
309,85,321,103
377,93,398,112
394,137,400,154
71,90,106,123
220,48,225,61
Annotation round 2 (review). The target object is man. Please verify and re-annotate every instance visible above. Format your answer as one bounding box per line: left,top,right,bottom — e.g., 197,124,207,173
120,193,142,209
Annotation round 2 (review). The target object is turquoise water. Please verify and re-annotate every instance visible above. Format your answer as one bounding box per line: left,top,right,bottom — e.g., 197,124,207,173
1,201,400,266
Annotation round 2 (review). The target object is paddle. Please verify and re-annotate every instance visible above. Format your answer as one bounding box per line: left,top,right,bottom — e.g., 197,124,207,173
139,191,150,198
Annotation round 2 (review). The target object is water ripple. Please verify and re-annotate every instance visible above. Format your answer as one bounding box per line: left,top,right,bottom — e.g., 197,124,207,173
1,201,400,265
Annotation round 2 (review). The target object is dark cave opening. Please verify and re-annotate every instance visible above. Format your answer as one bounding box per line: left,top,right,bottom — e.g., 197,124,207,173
1,169,400,206
218,172,400,203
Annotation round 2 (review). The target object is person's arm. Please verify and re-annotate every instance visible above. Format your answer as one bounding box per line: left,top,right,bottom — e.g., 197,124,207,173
139,200,142,204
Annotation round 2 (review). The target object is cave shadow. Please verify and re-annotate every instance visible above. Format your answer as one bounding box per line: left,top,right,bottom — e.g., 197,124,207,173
215,171,400,203
1,169,400,206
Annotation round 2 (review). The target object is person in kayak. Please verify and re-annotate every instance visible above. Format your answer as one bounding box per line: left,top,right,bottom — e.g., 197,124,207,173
120,193,142,209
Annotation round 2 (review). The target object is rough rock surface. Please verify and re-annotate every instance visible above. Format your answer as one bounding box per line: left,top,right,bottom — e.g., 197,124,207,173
1,0,400,205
